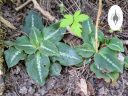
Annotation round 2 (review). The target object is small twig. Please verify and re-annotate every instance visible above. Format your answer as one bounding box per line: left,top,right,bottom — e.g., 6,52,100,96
95,0,102,53
0,15,16,30
31,0,56,22
15,0,31,11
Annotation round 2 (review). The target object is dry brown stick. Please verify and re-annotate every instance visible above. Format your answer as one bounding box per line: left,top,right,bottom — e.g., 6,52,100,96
31,0,56,22
15,0,31,11
95,0,102,53
0,15,16,30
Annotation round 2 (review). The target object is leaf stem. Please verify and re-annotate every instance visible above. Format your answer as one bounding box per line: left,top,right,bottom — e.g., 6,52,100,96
95,0,102,53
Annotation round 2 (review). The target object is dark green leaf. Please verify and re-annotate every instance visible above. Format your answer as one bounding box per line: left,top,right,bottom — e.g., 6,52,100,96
81,18,95,43
90,64,119,82
90,64,111,82
50,63,62,76
107,37,124,52
22,10,44,34
55,42,82,66
26,52,50,85
75,62,83,67
43,23,66,42
124,56,128,68
15,36,37,54
4,47,26,68
94,47,123,73
75,43,95,58
29,27,43,46
40,40,58,56
98,30,104,43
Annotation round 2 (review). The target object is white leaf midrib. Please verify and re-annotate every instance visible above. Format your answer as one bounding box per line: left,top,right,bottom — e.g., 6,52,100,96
10,51,21,64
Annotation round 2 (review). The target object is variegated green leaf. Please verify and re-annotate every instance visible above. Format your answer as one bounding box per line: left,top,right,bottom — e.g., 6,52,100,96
22,10,44,34
4,47,26,68
81,18,95,43
40,40,58,56
94,47,123,73
90,64,119,82
43,23,66,42
29,27,43,46
15,36,37,54
75,43,95,58
26,52,50,85
107,37,124,52
55,42,82,66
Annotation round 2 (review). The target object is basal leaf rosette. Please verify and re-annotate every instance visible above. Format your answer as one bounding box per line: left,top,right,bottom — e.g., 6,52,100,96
4,11,82,84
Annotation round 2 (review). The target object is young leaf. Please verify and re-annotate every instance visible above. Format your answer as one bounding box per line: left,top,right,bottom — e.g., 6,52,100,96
74,11,81,19
29,27,43,47
77,14,89,22
43,23,66,42
75,43,95,58
60,14,73,27
4,47,26,68
26,52,50,85
74,11,89,22
71,22,82,37
50,63,62,76
94,47,123,73
70,11,89,37
15,36,37,54
22,10,44,34
60,11,89,37
40,40,58,56
107,37,124,52
55,42,82,66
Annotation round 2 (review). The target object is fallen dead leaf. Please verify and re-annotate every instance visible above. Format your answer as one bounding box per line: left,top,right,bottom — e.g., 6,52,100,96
77,78,88,96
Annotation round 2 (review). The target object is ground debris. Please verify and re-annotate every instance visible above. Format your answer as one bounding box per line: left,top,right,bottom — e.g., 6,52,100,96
2,0,128,96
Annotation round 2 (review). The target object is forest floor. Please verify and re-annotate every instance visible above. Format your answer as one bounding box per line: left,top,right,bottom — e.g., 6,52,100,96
1,0,128,96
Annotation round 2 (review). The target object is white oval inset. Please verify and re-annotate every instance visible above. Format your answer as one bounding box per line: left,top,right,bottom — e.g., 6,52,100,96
108,5,123,31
